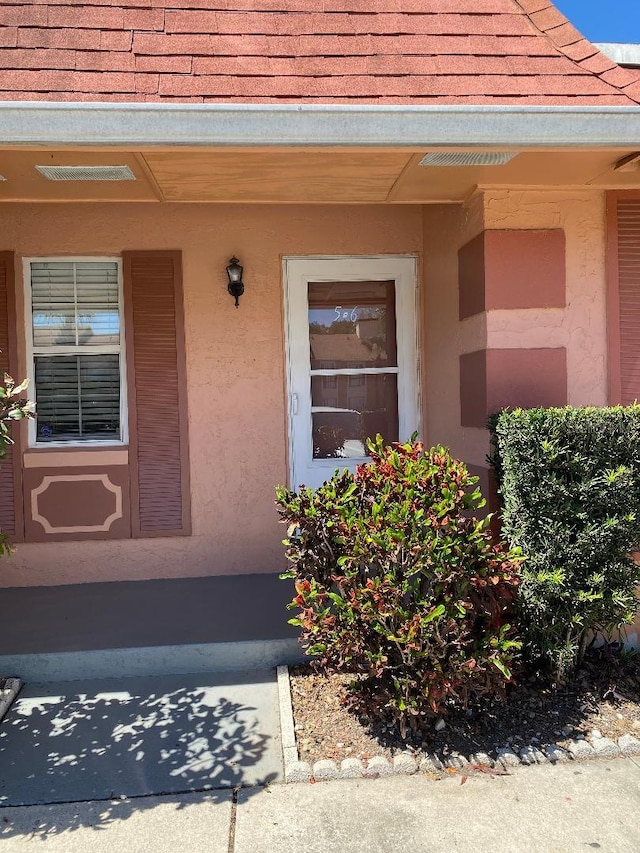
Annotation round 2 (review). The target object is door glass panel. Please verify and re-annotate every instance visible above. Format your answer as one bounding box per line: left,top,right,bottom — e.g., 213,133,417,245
308,280,397,369
311,374,398,459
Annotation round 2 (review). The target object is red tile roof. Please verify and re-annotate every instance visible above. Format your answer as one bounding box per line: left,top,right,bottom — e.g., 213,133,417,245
0,0,639,105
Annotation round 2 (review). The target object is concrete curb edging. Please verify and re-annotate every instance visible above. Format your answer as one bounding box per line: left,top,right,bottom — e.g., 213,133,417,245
275,665,640,784
276,665,300,777
0,677,22,724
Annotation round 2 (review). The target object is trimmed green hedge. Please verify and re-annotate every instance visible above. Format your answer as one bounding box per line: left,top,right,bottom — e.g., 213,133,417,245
489,406,640,678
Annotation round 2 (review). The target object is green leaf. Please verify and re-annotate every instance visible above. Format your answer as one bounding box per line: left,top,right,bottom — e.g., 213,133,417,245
424,604,446,623
492,659,511,679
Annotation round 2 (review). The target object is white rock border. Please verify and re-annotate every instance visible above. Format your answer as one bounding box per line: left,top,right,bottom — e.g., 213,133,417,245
275,664,640,783
0,677,22,724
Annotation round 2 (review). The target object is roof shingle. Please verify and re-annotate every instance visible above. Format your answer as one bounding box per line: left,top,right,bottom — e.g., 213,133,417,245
0,0,637,105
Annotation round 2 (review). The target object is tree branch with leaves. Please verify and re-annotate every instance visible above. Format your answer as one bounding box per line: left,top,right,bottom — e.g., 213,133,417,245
0,370,34,556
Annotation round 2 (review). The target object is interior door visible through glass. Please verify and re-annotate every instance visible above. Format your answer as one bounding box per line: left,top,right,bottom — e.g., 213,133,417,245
308,280,399,459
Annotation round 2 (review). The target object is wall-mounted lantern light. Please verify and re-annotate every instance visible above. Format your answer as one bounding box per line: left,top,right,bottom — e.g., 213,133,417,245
226,256,244,308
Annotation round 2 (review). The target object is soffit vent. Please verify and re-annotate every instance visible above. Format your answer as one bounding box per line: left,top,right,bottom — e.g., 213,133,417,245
419,152,517,167
35,165,136,181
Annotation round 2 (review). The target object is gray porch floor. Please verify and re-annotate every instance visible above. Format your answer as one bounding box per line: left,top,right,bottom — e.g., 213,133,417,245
0,670,282,807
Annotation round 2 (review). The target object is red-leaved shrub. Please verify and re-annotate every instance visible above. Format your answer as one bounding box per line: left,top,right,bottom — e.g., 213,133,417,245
276,437,522,733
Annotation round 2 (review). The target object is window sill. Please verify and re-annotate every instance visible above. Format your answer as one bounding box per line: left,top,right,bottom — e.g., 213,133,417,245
27,443,128,451
23,447,129,468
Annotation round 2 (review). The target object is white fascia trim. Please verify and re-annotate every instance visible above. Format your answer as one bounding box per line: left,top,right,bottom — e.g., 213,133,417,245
2,102,640,148
595,43,640,68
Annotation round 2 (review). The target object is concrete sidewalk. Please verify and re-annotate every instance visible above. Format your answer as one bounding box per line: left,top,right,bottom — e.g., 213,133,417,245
236,758,640,853
1,758,639,851
0,670,282,806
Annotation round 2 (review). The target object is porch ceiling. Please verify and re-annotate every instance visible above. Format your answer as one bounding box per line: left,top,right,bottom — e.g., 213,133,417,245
1,146,640,203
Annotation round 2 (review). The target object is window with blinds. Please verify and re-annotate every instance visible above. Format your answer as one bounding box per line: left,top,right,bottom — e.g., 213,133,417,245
28,259,125,444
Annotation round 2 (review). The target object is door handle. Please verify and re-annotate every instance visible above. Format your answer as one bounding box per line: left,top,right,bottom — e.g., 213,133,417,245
292,393,298,415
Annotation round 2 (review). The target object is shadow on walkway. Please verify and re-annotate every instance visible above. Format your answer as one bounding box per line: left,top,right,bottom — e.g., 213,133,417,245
0,670,280,839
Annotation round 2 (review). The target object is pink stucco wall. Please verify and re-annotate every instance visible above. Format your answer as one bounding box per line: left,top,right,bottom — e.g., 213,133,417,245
1,203,423,587
422,196,488,467
483,190,608,407
423,190,609,468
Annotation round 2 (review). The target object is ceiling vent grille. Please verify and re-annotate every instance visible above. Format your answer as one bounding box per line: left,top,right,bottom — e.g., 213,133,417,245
35,165,136,182
419,152,517,168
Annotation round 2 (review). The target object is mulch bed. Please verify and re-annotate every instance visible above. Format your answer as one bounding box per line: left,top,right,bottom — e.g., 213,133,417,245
289,647,640,765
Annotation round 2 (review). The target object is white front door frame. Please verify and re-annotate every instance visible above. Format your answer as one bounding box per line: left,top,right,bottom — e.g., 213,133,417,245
283,255,421,491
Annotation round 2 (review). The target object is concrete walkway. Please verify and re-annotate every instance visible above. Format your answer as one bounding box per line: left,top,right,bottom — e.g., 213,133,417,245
1,759,639,851
0,670,282,806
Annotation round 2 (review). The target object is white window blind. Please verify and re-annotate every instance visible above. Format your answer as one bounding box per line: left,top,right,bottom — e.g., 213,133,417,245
29,260,124,444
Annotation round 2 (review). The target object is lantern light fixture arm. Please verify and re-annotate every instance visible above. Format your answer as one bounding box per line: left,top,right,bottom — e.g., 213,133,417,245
226,256,245,308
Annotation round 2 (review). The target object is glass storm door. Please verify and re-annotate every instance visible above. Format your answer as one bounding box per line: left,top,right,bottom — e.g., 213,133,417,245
284,256,420,491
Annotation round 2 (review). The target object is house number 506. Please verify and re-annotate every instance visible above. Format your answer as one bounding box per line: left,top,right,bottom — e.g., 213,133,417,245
334,306,358,322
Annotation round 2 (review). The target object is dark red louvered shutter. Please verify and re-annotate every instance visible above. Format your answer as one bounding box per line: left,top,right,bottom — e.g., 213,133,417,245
0,251,23,541
123,251,191,537
608,195,640,404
